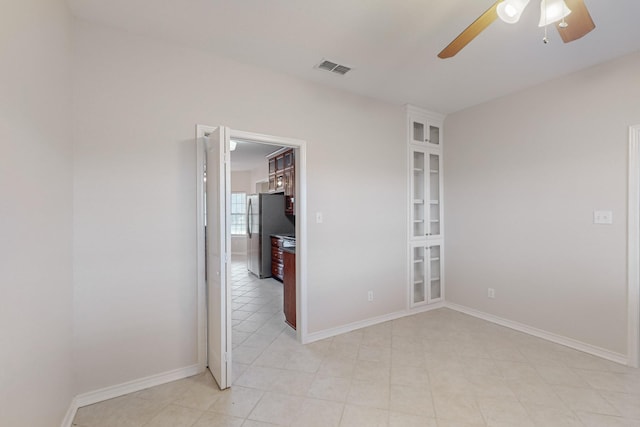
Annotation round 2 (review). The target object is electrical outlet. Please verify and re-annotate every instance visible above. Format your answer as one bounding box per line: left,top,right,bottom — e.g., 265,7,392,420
488,288,495,299
367,291,374,302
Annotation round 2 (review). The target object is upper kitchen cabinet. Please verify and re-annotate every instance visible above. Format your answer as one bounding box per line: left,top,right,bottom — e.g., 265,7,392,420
267,147,295,215
407,105,443,149
284,150,294,169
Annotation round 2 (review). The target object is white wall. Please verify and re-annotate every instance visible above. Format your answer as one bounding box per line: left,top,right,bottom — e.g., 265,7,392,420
251,161,269,191
0,1,74,425
444,52,640,355
231,171,253,194
72,21,406,394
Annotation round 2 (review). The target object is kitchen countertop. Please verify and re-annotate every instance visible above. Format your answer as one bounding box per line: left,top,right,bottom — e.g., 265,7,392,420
271,234,295,254
271,234,296,240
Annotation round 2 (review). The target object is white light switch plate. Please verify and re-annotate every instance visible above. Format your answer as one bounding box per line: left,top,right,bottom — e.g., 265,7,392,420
316,212,323,223
594,210,613,224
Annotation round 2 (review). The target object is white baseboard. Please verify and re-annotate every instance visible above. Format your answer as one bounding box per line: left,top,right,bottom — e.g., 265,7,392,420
446,302,628,365
60,364,203,427
61,300,629,425
303,301,445,344
60,396,79,427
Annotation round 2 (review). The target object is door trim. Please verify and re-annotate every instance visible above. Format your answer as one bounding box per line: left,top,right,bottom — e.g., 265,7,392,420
196,125,309,375
196,125,209,371
628,124,640,368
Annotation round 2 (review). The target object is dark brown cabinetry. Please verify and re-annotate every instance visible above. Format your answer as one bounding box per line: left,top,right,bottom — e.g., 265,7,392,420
283,249,296,330
271,235,296,330
267,148,295,215
271,236,284,281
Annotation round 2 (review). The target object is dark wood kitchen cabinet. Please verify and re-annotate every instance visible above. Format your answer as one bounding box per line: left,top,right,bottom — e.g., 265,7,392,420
271,236,284,281
284,168,295,215
267,148,295,215
283,249,296,330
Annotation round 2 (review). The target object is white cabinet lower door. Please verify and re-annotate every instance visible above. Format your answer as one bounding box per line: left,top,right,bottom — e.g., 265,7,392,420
410,243,443,307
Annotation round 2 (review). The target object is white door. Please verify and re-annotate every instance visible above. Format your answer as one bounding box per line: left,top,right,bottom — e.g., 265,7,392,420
205,126,231,389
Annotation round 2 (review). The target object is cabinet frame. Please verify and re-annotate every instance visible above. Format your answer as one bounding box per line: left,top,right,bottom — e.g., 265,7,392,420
267,147,296,216
406,105,445,310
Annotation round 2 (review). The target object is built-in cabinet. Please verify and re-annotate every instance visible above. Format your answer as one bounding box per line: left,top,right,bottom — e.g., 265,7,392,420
407,105,445,307
283,249,296,330
271,236,285,281
271,235,296,330
267,148,295,215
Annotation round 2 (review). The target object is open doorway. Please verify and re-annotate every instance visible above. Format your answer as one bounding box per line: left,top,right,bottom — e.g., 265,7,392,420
196,125,308,388
229,140,299,381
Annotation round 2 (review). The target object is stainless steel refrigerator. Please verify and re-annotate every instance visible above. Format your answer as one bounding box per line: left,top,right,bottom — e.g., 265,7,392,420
247,193,294,278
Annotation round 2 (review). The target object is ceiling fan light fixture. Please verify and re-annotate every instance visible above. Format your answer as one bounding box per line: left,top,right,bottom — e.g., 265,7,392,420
497,0,530,24
538,0,571,27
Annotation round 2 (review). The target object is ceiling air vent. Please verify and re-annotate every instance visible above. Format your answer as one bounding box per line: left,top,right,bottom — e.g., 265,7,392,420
315,59,352,75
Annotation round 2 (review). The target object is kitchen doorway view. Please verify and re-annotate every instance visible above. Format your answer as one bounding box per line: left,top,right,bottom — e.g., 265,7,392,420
229,140,301,383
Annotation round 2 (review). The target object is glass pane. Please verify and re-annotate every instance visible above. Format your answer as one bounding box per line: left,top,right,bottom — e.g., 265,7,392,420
413,121,425,143
230,193,247,234
429,125,440,145
413,203,424,238
429,202,440,236
413,246,426,304
429,246,441,300
414,283,425,303
413,151,425,199
429,154,440,237
430,280,441,299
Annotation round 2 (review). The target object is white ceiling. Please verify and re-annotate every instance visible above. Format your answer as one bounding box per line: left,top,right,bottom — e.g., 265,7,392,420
67,0,640,114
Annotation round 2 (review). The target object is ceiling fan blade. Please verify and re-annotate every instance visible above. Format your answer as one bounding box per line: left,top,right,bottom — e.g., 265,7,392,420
438,1,500,59
556,0,595,42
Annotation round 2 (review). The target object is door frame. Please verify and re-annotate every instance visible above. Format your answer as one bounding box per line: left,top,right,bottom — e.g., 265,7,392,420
196,125,309,373
627,124,640,368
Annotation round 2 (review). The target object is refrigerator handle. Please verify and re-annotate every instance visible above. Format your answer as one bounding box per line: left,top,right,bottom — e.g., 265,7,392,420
247,199,252,238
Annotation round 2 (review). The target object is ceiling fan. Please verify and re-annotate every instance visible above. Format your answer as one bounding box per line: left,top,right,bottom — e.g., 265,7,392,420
438,0,595,59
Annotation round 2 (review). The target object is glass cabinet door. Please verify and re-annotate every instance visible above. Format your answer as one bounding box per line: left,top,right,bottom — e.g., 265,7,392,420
411,244,443,306
427,123,440,146
411,149,426,239
411,245,426,306
411,147,442,240
284,150,294,169
409,113,441,147
428,245,442,302
427,151,441,239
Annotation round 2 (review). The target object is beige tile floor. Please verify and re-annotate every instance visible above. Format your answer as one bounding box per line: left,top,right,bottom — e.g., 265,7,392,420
73,256,640,426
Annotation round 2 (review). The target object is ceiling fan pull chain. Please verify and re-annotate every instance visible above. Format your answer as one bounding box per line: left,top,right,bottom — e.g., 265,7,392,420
543,23,549,44
542,0,549,44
